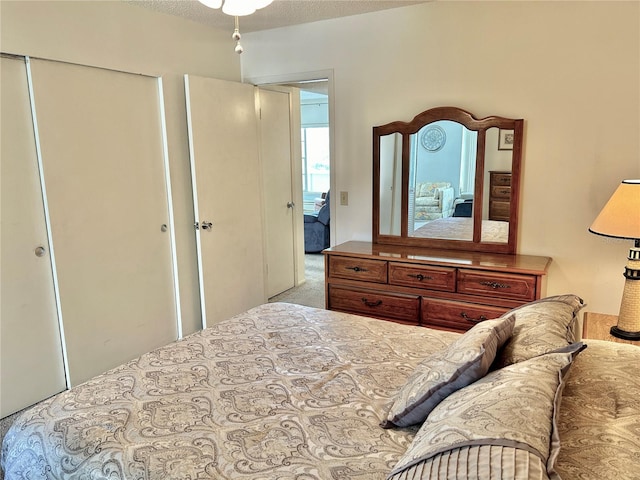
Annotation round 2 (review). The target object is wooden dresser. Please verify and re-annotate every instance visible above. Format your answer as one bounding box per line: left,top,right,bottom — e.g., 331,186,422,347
489,171,511,222
324,241,551,333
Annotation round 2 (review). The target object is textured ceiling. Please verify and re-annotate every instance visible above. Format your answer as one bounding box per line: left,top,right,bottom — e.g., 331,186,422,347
126,0,430,33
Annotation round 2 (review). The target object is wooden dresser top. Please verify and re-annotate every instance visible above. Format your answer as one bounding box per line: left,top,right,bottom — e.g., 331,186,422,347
324,241,552,275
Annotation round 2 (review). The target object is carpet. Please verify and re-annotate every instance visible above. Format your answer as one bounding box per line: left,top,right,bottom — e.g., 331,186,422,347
268,253,325,309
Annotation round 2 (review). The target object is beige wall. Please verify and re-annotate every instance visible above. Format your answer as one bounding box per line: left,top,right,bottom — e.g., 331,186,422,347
242,1,640,316
2,1,639,322
1,0,242,335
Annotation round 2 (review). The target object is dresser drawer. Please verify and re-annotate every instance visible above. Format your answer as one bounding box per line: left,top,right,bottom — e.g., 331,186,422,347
328,285,420,323
328,256,387,283
490,185,511,200
422,298,510,332
457,269,537,302
489,200,510,220
491,172,511,186
389,262,456,292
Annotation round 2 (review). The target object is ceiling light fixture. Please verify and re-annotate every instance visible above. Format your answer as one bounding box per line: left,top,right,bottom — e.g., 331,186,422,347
198,0,274,54
198,0,273,16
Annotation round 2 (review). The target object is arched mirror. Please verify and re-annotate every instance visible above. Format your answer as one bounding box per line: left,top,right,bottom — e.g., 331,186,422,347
373,107,523,254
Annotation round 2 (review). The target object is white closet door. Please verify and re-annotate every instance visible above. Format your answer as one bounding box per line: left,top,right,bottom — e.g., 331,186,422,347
258,88,296,298
185,75,266,326
1,56,66,417
29,59,177,385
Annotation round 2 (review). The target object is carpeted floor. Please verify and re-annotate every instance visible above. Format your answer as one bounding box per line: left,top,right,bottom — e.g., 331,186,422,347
268,253,325,309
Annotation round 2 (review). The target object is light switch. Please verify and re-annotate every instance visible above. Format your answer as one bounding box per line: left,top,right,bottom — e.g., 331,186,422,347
340,191,348,206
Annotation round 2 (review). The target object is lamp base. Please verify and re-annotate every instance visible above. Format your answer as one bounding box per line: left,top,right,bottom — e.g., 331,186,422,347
613,245,640,340
610,326,640,340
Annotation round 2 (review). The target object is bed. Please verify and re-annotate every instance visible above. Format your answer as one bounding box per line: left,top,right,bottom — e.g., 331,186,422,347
2,298,639,479
412,217,509,243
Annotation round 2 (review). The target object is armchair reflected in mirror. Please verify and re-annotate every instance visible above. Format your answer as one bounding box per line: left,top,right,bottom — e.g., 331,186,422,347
374,107,523,254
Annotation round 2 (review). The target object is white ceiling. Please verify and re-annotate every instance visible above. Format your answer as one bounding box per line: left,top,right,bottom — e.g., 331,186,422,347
126,0,430,33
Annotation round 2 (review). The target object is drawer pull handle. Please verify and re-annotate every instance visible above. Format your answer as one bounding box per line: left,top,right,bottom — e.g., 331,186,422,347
480,281,510,290
408,273,433,281
461,312,488,323
346,266,368,272
361,297,382,308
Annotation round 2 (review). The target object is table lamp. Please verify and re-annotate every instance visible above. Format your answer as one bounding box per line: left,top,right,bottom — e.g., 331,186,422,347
589,179,640,339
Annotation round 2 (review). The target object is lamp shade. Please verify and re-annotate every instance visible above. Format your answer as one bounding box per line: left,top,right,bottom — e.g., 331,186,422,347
589,179,640,240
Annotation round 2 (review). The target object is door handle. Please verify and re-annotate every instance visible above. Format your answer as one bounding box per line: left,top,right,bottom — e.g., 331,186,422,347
34,246,46,257
287,202,295,209
195,221,213,231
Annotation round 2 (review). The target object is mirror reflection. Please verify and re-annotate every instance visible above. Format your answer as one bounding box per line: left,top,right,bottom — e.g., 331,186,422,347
373,107,523,254
481,127,514,243
379,132,402,236
408,121,478,241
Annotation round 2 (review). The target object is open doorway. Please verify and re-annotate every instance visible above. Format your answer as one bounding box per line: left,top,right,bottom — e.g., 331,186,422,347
251,70,333,305
284,80,330,294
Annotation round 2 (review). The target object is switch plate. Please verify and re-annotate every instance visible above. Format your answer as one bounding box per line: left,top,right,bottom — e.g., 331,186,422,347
340,191,348,206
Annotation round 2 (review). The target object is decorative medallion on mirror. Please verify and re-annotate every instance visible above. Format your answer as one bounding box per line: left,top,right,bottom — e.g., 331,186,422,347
373,106,523,254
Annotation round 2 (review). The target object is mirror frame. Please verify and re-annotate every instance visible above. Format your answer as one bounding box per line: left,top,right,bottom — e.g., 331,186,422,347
373,106,523,254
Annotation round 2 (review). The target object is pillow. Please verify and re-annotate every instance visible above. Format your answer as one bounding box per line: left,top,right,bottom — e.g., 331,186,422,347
493,294,585,369
388,343,586,480
381,315,515,428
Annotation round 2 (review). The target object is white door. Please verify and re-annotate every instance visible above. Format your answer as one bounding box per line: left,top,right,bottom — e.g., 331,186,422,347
185,75,266,327
29,59,178,385
1,55,67,417
258,88,296,298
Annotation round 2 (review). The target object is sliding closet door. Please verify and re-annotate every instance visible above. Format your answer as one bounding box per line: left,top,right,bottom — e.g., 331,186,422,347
258,88,296,298
1,56,66,417
29,59,177,385
185,75,265,326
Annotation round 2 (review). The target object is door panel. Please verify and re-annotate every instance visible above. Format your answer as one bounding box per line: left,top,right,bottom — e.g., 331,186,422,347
259,89,296,298
185,75,266,326
1,56,66,417
29,59,178,385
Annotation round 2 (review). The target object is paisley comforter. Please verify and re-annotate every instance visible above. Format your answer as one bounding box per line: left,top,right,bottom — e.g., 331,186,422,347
1,303,457,479
1,303,639,479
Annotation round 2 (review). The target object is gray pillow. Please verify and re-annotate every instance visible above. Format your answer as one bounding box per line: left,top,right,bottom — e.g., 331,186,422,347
494,294,585,369
388,342,586,480
381,315,515,428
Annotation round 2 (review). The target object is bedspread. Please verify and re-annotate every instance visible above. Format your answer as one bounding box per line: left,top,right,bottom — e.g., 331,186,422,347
3,304,639,480
555,339,640,480
1,303,458,480
412,217,508,243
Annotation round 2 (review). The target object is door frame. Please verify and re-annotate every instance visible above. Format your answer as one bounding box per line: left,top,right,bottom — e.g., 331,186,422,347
246,69,336,286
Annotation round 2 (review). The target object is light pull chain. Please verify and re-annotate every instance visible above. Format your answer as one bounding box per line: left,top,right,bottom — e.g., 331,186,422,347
232,16,243,54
